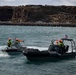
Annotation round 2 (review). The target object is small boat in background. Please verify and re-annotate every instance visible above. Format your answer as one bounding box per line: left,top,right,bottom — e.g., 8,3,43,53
1,41,26,55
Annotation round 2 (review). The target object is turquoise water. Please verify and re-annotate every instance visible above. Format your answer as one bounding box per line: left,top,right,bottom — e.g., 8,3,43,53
0,26,76,75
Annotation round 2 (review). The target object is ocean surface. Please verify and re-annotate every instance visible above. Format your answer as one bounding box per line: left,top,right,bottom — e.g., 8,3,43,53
0,26,76,75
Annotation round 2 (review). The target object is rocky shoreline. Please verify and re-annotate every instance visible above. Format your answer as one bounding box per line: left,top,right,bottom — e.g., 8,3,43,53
0,5,76,27
0,22,76,27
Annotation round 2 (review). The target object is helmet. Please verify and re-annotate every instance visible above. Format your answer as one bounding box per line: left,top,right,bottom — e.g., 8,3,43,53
8,38,11,40
15,38,19,41
56,40,58,44
59,40,62,42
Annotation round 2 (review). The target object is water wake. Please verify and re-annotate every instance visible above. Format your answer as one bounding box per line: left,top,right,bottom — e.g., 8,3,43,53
0,45,9,57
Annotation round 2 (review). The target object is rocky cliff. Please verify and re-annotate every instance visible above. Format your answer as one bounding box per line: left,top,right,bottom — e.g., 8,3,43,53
0,5,76,24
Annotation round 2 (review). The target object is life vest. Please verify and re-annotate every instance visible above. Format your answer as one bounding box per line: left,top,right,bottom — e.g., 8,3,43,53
58,42,64,47
7,40,12,47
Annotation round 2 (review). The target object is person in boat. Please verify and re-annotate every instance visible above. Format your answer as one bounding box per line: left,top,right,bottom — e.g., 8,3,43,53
58,39,65,54
7,38,12,48
15,38,24,43
58,40,64,47
13,38,24,49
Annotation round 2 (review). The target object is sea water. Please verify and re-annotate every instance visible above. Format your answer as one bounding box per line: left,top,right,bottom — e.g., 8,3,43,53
0,26,76,75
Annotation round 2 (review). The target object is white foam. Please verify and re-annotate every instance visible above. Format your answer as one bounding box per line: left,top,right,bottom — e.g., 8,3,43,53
27,46,48,51
0,45,7,50
0,45,9,57
0,51,9,57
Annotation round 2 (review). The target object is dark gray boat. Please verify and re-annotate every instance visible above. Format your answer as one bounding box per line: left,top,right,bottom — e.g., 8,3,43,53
2,42,26,55
23,38,76,61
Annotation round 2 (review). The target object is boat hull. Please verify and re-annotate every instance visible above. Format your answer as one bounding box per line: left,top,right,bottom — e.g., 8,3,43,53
1,46,26,55
23,49,76,61
2,48,22,55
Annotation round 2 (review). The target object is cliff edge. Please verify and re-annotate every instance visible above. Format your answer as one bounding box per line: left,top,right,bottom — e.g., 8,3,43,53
0,5,76,26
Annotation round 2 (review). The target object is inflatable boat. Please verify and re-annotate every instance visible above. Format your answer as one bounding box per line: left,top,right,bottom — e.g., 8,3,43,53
23,38,76,61
2,42,26,55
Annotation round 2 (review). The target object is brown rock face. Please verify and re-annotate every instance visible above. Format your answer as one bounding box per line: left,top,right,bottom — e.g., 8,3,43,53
0,5,76,24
